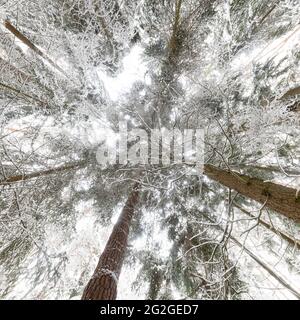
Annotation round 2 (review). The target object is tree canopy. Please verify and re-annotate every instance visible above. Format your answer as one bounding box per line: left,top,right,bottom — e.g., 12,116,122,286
0,0,300,300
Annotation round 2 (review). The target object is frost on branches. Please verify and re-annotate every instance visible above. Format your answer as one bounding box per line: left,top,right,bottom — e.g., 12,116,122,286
0,0,300,300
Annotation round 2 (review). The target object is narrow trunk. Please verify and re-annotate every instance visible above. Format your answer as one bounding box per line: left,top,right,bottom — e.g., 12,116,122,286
4,20,67,77
231,235,300,299
202,213,300,299
0,82,45,106
168,0,183,58
234,203,300,250
81,183,140,300
0,161,86,185
204,164,300,222
258,5,276,26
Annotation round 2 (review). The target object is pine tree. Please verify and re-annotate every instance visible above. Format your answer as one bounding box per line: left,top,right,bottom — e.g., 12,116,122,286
204,164,300,222
81,183,140,300
1,0,300,300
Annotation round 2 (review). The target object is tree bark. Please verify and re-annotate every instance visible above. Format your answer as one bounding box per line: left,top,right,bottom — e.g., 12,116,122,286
168,0,183,59
0,161,86,185
281,86,300,99
4,20,67,77
204,164,300,222
81,182,140,300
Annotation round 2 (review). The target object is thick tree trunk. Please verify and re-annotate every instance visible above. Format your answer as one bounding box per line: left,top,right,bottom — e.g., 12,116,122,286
0,161,86,185
81,183,140,300
204,164,300,222
281,86,300,99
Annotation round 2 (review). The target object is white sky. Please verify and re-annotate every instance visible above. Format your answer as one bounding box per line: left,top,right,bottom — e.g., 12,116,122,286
97,45,147,101
1,7,300,301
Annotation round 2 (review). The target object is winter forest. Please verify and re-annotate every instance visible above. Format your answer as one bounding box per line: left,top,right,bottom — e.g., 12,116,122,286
0,0,300,301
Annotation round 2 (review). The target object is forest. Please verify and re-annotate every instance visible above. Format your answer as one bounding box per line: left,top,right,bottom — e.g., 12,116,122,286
0,0,300,300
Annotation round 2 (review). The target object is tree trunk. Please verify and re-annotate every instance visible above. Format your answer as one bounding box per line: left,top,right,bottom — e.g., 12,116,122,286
81,182,140,300
234,203,300,250
168,0,183,59
202,212,300,299
281,86,300,99
0,161,86,185
4,20,67,77
0,81,45,106
204,164,300,222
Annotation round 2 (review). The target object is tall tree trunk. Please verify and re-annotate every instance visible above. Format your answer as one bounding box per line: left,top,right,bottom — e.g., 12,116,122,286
204,164,300,222
81,183,140,300
0,161,86,185
234,203,300,250
4,20,67,77
281,86,300,99
168,0,183,59
202,212,300,299
0,81,45,106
